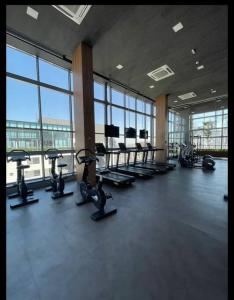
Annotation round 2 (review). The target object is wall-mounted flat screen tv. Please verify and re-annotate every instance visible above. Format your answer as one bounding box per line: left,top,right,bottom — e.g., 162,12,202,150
139,129,148,139
125,127,136,138
105,124,120,137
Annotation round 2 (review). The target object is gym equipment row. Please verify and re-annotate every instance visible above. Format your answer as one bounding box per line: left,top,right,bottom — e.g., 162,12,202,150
95,142,176,185
178,143,215,170
6,148,116,221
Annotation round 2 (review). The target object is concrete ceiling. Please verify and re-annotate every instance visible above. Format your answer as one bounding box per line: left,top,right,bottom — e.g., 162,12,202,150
6,5,228,110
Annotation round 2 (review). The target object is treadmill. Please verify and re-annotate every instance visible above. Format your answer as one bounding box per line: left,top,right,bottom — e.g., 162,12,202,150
110,143,154,178
95,143,135,186
145,143,176,170
131,143,168,174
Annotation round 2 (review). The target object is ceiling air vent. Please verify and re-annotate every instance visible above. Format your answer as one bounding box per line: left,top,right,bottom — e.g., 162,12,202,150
52,5,92,25
147,65,175,82
178,92,197,100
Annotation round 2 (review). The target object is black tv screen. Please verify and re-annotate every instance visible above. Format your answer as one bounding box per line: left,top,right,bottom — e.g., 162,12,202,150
125,127,136,138
139,130,148,139
105,125,119,137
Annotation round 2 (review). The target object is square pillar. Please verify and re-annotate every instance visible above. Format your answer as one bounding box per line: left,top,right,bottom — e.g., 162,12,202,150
155,94,168,162
72,42,96,185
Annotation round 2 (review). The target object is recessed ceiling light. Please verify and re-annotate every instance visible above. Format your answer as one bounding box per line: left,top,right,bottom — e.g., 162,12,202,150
197,65,204,70
149,85,154,89
116,64,123,69
211,89,216,93
173,100,178,102
172,22,183,32
26,6,39,20
195,61,199,65
191,49,196,55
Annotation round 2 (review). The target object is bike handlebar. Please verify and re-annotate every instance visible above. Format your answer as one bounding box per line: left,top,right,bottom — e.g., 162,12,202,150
45,148,63,160
7,149,31,162
75,148,99,165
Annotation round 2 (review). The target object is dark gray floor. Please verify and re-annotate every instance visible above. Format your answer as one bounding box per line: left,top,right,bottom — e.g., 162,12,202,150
7,160,228,300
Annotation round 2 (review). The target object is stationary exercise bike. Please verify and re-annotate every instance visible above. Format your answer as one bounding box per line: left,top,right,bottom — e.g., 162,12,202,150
7,150,39,209
75,148,117,221
45,149,73,199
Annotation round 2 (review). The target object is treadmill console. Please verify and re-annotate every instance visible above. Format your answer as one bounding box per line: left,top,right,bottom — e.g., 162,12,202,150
118,143,127,151
95,143,107,154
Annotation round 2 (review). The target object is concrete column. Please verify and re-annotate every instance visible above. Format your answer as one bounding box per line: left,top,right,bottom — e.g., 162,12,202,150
72,42,96,185
155,95,168,162
180,109,190,144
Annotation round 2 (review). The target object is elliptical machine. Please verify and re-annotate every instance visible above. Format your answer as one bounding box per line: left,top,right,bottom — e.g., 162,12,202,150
75,148,117,221
7,150,39,209
179,143,215,170
45,149,73,199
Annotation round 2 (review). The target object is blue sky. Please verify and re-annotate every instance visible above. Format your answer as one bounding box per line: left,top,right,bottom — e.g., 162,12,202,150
6,46,151,129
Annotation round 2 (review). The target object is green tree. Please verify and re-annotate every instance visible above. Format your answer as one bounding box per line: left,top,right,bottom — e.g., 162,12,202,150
203,121,215,148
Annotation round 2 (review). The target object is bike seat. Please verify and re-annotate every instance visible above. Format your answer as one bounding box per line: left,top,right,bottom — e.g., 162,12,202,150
17,165,30,170
57,163,67,168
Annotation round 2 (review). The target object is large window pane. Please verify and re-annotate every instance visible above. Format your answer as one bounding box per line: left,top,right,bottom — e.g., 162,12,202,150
40,87,71,130
137,99,144,113
44,152,74,177
43,131,72,150
7,128,41,152
111,107,124,134
137,113,145,135
145,102,151,115
111,89,124,106
7,46,37,80
126,95,135,110
95,102,105,133
7,78,40,126
126,111,135,128
39,59,69,90
6,154,43,184
94,81,105,100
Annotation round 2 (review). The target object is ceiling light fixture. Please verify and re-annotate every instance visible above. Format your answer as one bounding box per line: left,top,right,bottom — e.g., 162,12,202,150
172,22,184,32
26,6,39,20
173,100,178,102
197,65,204,70
149,85,154,89
116,64,124,70
211,89,216,93
216,100,221,102
191,49,196,55
178,92,197,100
195,61,199,65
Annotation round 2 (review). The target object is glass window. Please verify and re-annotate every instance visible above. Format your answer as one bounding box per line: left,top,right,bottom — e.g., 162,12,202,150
7,78,40,126
40,87,71,130
6,128,41,152
95,102,105,133
95,134,105,145
137,99,144,113
39,59,69,90
42,131,72,150
126,95,135,110
223,115,227,127
111,107,124,134
111,88,124,106
44,153,74,177
94,81,105,100
126,111,136,128
137,113,145,136
7,46,37,80
145,102,151,115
